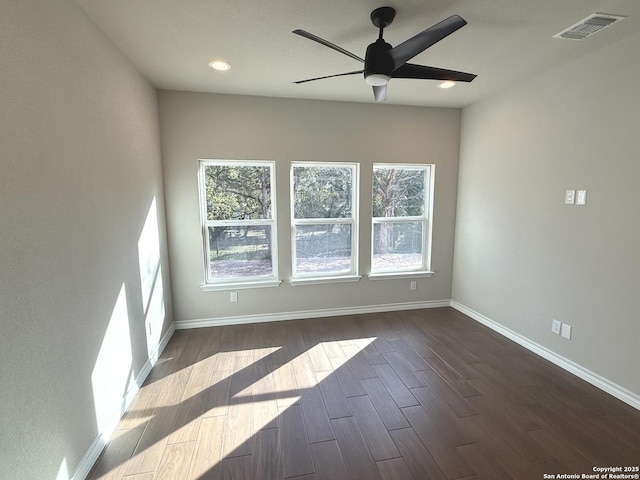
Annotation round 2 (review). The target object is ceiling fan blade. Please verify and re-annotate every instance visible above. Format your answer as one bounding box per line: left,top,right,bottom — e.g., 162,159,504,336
373,85,387,102
293,29,365,63
390,15,467,70
294,70,365,84
392,63,477,82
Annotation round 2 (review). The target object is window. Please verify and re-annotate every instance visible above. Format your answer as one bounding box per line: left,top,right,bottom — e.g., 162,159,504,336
371,164,433,275
198,160,279,288
291,163,359,281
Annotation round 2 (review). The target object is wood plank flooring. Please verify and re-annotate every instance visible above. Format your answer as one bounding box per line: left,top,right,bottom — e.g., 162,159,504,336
88,307,640,480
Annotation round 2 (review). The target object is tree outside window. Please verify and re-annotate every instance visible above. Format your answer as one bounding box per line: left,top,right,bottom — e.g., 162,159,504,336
198,160,278,284
372,164,433,273
291,163,359,278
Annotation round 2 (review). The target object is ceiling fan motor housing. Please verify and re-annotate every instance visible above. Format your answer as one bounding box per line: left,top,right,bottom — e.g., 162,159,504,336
364,39,394,85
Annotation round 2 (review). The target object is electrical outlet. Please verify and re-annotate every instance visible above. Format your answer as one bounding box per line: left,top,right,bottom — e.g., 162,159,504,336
230,291,238,303
552,319,562,335
565,190,575,205
561,324,572,339
410,280,417,291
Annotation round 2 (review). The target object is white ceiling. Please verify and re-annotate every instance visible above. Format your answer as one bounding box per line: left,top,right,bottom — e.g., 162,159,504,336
75,0,640,108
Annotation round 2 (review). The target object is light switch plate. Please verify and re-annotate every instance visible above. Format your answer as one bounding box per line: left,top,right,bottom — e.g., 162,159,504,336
561,324,572,339
576,190,587,205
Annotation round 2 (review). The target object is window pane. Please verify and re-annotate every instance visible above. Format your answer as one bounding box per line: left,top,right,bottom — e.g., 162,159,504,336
372,167,425,218
372,222,423,271
208,225,273,278
293,166,353,219
295,224,352,275
204,164,272,221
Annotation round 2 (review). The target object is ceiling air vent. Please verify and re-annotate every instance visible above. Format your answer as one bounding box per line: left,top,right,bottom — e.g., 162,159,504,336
553,13,625,40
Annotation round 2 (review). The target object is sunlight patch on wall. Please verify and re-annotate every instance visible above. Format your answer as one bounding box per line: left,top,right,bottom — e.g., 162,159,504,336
138,197,160,315
145,265,165,358
91,283,134,433
56,457,69,480
138,197,166,358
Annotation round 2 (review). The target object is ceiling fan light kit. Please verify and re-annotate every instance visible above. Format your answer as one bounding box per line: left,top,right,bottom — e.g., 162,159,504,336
293,6,476,102
365,74,390,86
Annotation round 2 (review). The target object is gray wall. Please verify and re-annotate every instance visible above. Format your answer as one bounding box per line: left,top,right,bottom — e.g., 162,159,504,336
454,32,640,397
0,1,172,479
5,1,638,477
158,91,461,323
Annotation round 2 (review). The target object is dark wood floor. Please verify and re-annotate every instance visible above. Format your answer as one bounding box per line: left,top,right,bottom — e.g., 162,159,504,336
88,307,640,480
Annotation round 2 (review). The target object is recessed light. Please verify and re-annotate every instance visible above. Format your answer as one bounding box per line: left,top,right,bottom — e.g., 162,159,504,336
209,60,231,71
437,81,456,89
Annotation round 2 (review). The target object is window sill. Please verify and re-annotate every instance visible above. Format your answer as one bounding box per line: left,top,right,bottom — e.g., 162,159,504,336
367,271,434,281
289,275,362,286
201,279,282,291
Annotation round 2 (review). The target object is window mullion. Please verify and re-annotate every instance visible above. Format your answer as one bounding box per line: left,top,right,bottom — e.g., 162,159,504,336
372,216,426,224
208,218,274,227
293,218,354,225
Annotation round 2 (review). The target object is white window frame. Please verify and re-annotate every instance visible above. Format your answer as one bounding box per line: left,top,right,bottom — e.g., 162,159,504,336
369,163,435,279
198,159,280,290
290,162,361,285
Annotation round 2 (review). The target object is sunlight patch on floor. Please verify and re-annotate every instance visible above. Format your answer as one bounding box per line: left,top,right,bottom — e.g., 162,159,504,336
219,337,377,451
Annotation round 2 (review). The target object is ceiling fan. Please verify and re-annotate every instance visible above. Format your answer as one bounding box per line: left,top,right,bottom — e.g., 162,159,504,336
293,6,477,102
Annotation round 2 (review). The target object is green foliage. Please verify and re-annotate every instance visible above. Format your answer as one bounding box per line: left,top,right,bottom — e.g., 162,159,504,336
391,223,422,253
372,168,425,218
205,165,271,221
295,224,351,259
208,226,271,260
293,166,353,219
373,222,422,255
373,167,426,254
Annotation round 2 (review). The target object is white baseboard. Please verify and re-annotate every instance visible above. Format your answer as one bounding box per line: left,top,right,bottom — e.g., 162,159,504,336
451,301,640,411
72,323,176,480
174,299,451,329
